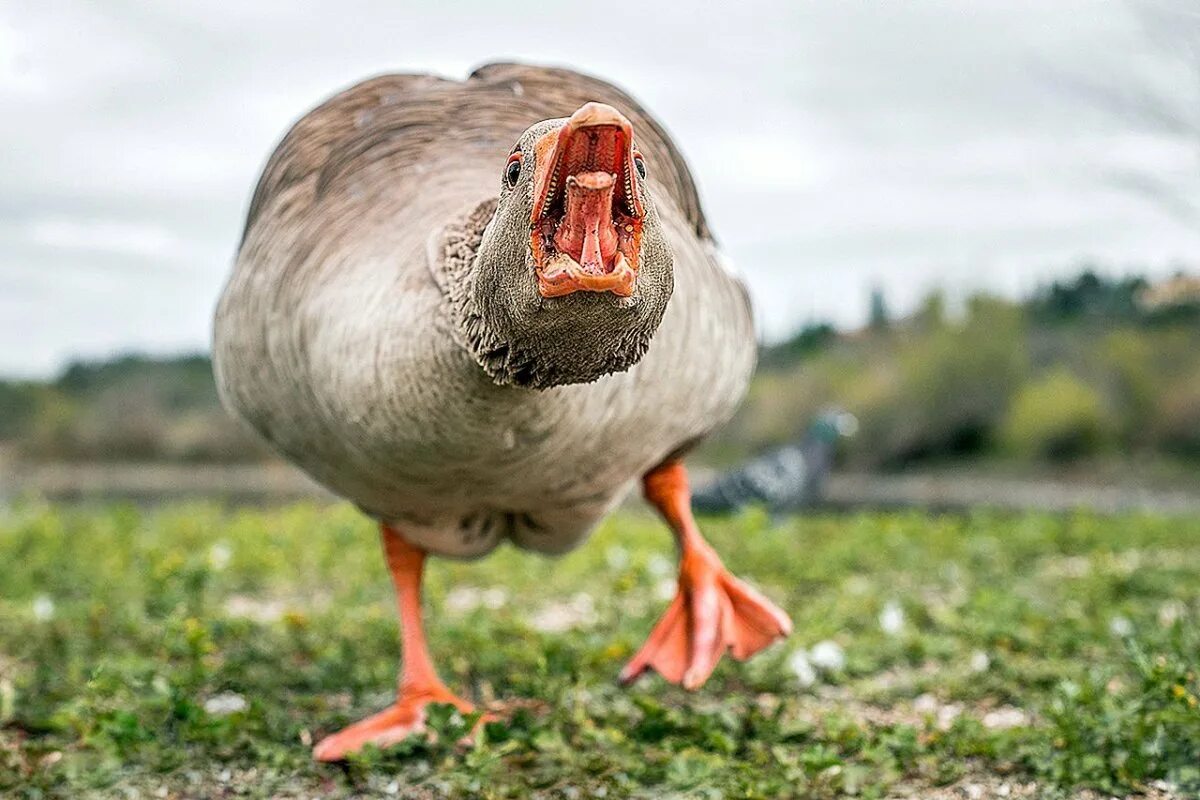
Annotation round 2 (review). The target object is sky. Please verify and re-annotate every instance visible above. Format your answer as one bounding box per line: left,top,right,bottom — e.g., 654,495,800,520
2,1,1198,377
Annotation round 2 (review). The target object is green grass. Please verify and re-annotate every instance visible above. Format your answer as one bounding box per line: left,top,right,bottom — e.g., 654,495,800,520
1,501,1198,798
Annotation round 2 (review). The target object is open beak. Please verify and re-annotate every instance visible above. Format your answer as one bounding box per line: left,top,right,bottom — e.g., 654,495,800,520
529,102,645,298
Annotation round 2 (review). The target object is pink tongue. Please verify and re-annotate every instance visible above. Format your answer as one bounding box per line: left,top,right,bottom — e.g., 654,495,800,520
553,171,619,275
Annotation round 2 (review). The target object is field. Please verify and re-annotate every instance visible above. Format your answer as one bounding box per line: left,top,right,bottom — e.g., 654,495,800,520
1,501,1198,799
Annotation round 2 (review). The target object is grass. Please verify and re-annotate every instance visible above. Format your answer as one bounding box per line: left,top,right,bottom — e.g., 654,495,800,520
1,501,1198,798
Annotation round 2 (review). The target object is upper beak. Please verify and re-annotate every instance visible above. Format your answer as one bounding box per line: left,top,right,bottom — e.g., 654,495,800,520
530,102,643,224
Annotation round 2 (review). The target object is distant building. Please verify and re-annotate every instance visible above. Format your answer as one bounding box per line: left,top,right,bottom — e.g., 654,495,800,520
1137,274,1200,312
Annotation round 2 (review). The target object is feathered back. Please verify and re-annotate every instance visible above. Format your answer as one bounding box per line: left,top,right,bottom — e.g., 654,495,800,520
241,63,711,249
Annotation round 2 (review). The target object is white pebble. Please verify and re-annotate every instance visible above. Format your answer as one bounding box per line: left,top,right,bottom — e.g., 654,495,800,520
481,587,508,610
937,703,962,730
1158,600,1185,627
969,650,990,672
529,593,597,633
32,595,55,621
788,650,817,687
879,601,905,635
913,693,960,730
208,542,232,570
646,555,673,577
203,692,248,716
913,693,938,713
982,707,1028,729
445,587,483,614
223,595,284,623
605,546,629,570
809,640,845,672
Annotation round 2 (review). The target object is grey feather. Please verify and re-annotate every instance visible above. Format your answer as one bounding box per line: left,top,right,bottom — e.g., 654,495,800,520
213,63,755,559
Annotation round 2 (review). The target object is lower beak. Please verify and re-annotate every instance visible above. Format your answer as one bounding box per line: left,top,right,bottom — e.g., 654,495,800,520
554,172,619,276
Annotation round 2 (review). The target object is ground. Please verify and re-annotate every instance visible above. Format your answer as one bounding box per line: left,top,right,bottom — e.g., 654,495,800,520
1,501,1198,799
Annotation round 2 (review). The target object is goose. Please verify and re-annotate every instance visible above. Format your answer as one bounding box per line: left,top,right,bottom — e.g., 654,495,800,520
213,63,791,762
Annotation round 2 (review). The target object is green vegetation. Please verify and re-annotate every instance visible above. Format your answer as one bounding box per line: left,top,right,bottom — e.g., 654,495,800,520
0,355,267,463
2,502,1197,798
3,269,1200,473
1000,371,1115,460
710,270,1200,468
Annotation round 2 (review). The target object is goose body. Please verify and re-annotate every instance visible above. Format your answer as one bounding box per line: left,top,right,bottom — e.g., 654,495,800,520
214,64,754,558
213,64,788,761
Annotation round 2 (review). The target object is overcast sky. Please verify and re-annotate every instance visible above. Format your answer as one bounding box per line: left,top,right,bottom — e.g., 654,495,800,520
2,1,1198,377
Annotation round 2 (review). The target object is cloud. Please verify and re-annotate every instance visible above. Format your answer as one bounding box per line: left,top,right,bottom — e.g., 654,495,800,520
2,0,1199,375
25,218,179,258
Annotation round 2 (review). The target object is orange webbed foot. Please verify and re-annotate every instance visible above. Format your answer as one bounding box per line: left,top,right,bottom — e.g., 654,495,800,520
620,548,792,690
312,682,476,762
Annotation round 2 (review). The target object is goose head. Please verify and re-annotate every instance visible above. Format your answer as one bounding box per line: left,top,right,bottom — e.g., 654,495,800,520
468,102,674,389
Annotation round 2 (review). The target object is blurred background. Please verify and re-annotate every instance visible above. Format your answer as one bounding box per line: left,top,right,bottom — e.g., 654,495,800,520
2,0,1199,509
4,5,1200,796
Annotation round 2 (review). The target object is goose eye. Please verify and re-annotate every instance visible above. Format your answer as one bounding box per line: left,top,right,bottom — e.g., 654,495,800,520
634,154,646,179
505,153,522,186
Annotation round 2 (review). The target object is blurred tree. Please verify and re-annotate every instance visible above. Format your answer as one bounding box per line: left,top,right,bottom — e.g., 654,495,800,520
6,353,271,463
1151,367,1200,457
1001,369,1115,461
1028,269,1147,323
758,321,837,368
850,296,1029,466
1101,330,1158,447
868,286,890,331
0,382,51,439
710,266,1200,469
914,290,946,330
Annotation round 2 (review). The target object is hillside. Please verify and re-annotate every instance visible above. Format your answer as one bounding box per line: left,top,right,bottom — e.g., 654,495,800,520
703,271,1200,471
0,355,269,463
2,270,1198,473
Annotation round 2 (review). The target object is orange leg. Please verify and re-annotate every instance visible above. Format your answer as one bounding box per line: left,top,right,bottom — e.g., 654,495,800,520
621,461,793,689
313,524,474,761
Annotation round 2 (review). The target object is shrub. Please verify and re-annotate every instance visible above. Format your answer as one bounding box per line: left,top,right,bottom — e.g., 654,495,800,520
847,297,1028,466
1001,370,1114,460
0,381,53,439
758,322,837,369
1096,331,1157,448
13,354,271,463
1150,371,1200,457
